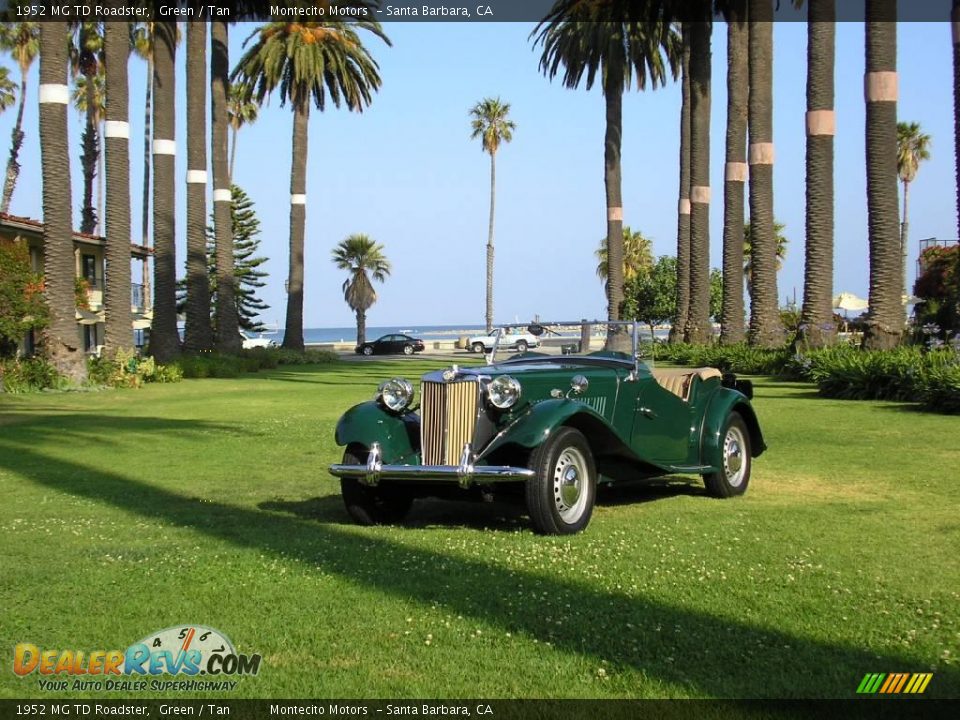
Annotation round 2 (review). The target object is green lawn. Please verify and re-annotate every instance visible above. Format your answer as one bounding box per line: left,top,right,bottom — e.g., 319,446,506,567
1,360,958,699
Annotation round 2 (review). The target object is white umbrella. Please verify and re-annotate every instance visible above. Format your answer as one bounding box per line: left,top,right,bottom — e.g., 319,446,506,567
832,292,868,312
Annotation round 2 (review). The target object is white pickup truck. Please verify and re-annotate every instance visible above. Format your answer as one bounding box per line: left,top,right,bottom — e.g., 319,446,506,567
467,329,540,354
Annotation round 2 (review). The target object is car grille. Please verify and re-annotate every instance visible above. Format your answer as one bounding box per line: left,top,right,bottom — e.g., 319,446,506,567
420,380,479,465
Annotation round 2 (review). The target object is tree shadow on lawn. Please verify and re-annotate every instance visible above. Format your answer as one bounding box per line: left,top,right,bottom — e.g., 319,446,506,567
2,425,958,699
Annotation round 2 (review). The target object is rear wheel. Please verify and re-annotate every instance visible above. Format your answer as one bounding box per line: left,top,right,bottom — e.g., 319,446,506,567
702,412,751,498
472,342,485,354
340,446,413,525
403,344,414,355
525,427,596,535
516,340,529,352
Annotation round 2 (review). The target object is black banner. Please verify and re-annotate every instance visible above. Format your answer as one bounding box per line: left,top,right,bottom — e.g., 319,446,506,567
2,700,960,720
0,0,956,24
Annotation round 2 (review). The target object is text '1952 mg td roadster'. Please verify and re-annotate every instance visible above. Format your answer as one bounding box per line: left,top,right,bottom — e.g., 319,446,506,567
329,321,766,535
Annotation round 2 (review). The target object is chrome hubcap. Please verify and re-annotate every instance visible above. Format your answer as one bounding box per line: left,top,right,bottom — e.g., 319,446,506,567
553,448,588,522
723,426,747,487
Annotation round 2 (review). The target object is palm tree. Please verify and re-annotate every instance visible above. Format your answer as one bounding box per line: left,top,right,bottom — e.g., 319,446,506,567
896,121,931,306
70,22,104,235
102,21,132,354
0,67,15,111
863,0,901,350
670,21,692,344
232,17,390,352
685,5,714,345
184,22,214,353
211,20,240,353
747,0,783,347
0,22,39,214
798,0,837,349
332,234,391,346
720,0,748,345
469,97,515,333
953,0,960,321
596,226,654,288
228,80,259,179
743,221,788,298
149,21,180,362
38,22,85,381
532,1,680,350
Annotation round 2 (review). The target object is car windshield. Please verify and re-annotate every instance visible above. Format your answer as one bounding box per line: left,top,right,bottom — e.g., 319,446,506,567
485,320,655,369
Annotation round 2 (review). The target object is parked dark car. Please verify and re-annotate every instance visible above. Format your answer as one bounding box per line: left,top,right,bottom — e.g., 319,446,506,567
356,334,426,356
331,321,766,534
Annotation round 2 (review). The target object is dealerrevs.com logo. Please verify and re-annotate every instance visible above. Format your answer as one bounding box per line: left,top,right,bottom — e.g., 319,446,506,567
13,625,262,692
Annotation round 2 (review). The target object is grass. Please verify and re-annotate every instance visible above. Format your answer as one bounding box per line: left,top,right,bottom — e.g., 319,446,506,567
1,359,958,700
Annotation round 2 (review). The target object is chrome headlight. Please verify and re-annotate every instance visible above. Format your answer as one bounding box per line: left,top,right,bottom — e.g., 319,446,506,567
487,375,521,409
376,378,414,412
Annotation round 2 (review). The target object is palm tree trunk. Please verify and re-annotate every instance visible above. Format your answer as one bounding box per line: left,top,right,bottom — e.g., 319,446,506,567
356,308,366,347
603,67,627,352
798,0,836,349
747,0,784,347
863,1,901,350
103,21,133,354
485,150,496,333
230,123,238,181
953,0,960,325
184,22,214,353
97,121,104,235
38,22,85,382
721,2,748,345
1,72,28,213
901,179,910,314
686,12,713,345
212,20,240,353
283,102,309,352
150,21,180,362
141,55,152,311
671,23,692,345
79,99,98,234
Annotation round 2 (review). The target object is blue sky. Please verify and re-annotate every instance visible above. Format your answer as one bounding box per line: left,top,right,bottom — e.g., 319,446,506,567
1,20,956,328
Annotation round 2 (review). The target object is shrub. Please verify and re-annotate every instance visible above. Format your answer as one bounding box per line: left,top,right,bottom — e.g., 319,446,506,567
87,350,183,388
921,364,960,414
1,357,63,393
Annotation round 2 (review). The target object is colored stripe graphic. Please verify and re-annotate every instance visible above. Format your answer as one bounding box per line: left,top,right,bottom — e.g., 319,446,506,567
858,672,932,694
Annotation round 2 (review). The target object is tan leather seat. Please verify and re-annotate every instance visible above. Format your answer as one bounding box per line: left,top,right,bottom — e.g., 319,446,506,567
651,367,722,401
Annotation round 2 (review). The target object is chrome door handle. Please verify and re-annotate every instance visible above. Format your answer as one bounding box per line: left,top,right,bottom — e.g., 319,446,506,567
639,407,656,418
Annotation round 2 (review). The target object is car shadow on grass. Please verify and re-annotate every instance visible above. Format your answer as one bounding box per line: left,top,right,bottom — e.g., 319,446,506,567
3,421,958,699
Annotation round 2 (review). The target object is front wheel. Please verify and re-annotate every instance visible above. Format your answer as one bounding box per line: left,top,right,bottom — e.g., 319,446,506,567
515,340,529,353
472,342,485,354
702,412,752,498
525,427,596,535
340,446,413,525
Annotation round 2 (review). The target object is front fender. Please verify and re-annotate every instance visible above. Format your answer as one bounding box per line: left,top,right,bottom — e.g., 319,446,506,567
478,399,630,460
700,388,766,469
334,401,420,463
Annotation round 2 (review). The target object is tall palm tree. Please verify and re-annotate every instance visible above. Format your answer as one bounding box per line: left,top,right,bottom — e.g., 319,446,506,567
149,21,180,362
532,0,680,350
228,80,259,179
720,0,748,345
596,226,654,288
863,0,901,349
896,121,931,305
38,22,85,381
211,20,240,353
685,6,714,345
798,0,836,349
747,0,783,347
70,22,104,235
743,220,787,298
0,67,15,111
670,21,692,344
0,22,39,214
953,0,960,321
184,22,214,353
332,234,391,346
102,21,132,354
469,97,515,333
232,17,390,352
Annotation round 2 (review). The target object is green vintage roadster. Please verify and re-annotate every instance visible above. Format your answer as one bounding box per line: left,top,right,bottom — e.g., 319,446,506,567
329,321,765,535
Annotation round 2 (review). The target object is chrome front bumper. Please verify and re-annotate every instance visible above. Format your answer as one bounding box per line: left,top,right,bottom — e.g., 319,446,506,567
328,442,535,489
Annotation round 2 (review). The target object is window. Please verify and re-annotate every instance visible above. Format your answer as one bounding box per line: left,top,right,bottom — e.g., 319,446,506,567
82,254,96,283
